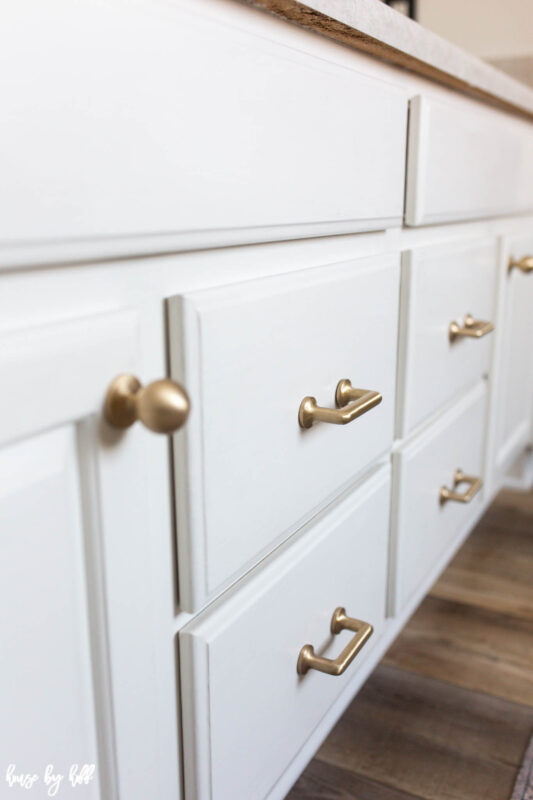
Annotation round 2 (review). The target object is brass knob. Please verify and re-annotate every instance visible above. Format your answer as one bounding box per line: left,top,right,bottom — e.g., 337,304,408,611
508,255,533,273
104,373,190,434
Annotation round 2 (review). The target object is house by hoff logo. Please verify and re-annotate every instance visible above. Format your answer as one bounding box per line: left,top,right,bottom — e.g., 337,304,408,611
5,764,96,796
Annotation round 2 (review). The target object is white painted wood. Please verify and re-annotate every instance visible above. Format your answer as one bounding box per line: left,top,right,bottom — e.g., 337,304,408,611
391,382,487,615
482,236,509,498
168,254,400,610
0,176,531,800
3,207,533,274
265,479,492,800
1,4,533,796
500,448,533,492
0,0,407,246
0,426,100,796
180,465,391,800
397,239,497,435
405,95,533,226
493,234,533,474
0,312,181,800
1,310,138,446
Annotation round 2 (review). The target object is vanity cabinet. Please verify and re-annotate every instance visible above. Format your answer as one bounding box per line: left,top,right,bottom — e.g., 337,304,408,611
2,2,533,800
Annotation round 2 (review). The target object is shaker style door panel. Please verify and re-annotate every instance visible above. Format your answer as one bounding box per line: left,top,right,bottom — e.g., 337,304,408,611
406,95,533,226
0,2,407,244
0,310,180,800
391,382,486,615
494,235,533,473
180,466,390,800
398,239,497,435
168,255,400,610
1,427,100,795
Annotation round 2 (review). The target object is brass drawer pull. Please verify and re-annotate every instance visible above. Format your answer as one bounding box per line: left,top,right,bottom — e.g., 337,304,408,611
449,314,494,341
105,373,190,434
299,379,382,429
297,607,373,676
439,468,482,504
509,255,533,274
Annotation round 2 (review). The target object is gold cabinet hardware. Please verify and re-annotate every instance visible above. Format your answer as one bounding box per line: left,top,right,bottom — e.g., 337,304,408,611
297,607,373,676
104,373,190,434
449,314,494,341
298,379,382,429
439,468,482,505
508,255,533,274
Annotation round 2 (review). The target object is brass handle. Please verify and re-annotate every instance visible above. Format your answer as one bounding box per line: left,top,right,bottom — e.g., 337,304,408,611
509,255,533,274
299,379,382,429
449,314,494,341
439,468,482,504
297,607,373,676
104,373,190,434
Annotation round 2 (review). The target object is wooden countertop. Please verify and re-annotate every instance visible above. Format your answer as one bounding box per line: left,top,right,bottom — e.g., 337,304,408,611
241,0,533,120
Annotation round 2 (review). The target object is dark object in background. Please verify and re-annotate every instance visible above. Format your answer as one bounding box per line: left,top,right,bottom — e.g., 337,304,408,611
384,0,417,20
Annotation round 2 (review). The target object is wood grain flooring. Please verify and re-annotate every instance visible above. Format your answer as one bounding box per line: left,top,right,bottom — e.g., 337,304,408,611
287,489,533,800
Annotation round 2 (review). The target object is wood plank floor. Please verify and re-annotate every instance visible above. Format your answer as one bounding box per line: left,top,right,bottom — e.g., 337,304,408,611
287,488,533,800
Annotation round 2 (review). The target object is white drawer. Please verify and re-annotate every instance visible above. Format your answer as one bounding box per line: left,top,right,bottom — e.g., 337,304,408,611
406,95,533,226
168,255,400,610
391,382,486,615
397,240,497,435
180,465,390,800
494,235,533,474
0,4,407,244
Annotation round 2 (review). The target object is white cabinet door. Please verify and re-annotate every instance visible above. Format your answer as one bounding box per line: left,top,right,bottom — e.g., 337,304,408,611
1,427,101,794
0,311,180,799
493,235,533,478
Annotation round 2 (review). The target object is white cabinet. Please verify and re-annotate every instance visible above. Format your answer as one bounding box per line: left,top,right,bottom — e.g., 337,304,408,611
180,466,390,800
0,311,180,800
168,255,400,611
1,4,533,800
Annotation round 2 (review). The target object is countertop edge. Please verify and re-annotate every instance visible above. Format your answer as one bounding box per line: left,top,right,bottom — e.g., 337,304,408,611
239,0,533,121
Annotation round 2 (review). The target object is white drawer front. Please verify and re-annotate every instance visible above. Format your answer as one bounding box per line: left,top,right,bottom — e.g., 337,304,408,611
392,383,486,615
406,95,533,226
494,235,533,473
169,255,400,610
398,240,497,435
180,466,390,800
0,3,407,244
